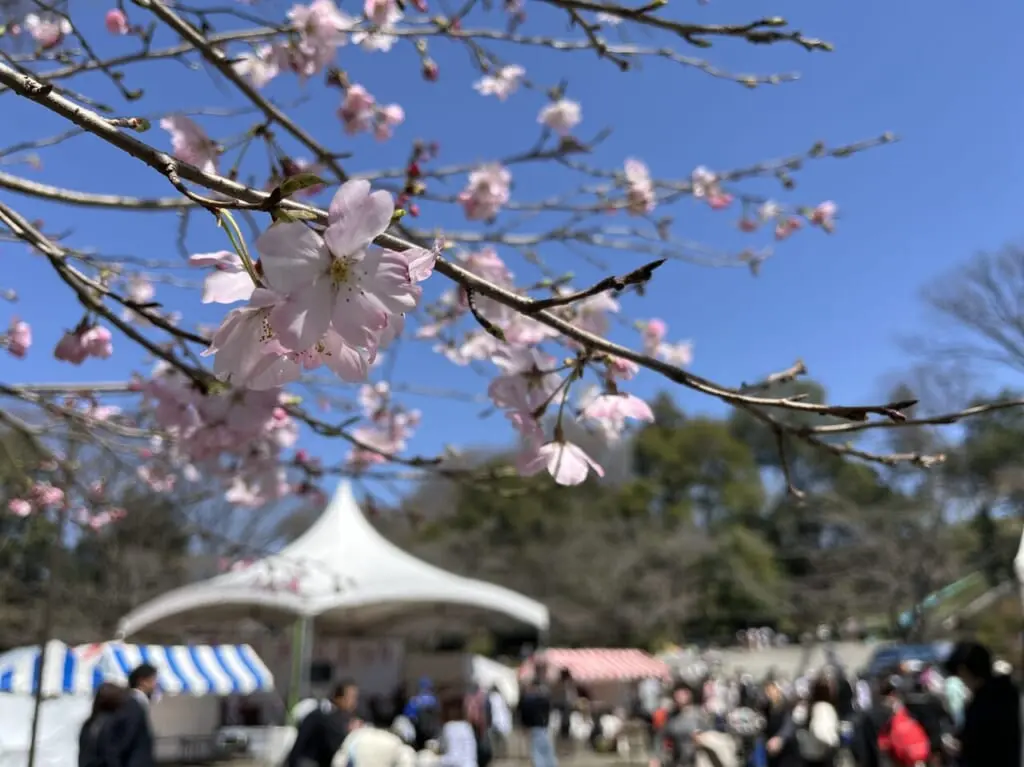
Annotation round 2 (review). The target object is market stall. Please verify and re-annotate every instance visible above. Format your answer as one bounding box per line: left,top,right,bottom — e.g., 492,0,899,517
0,639,276,766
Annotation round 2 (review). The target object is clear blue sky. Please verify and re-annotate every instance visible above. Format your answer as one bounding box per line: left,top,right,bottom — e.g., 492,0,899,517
3,0,1023,500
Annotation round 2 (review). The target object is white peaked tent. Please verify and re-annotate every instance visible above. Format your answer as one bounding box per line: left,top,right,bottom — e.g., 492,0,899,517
118,481,550,638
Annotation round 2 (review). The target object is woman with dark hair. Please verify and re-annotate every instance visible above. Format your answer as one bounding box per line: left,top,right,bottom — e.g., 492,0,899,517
439,696,477,767
795,676,839,767
79,683,128,767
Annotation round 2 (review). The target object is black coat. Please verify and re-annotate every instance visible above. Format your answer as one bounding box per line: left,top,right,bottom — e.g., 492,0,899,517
107,696,154,767
959,675,1021,767
285,706,353,767
78,712,118,767
762,703,801,767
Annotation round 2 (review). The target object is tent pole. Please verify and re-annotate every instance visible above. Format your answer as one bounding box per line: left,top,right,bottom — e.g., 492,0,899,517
27,503,69,767
288,615,314,714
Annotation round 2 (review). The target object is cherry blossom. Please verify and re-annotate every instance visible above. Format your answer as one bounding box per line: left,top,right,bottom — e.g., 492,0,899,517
204,288,293,387
255,179,420,355
458,164,511,221
810,201,837,233
24,13,71,49
6,482,65,518
160,115,219,174
4,317,30,358
233,45,280,89
474,65,526,100
189,250,256,304
691,166,733,209
135,363,300,505
353,0,401,51
638,319,693,367
338,84,404,140
7,499,32,517
54,325,113,364
104,8,129,35
518,438,604,486
286,0,353,75
624,159,656,215
580,389,655,442
121,276,155,324
538,99,582,136
487,347,564,431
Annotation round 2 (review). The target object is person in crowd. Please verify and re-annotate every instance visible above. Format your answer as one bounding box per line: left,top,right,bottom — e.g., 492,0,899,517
485,685,512,758
848,676,891,767
519,663,556,767
107,663,159,767
876,676,932,767
943,641,1021,767
79,683,128,767
793,676,839,767
650,680,707,767
287,680,361,767
464,681,492,767
438,696,477,767
404,678,442,750
941,669,968,733
903,670,951,765
333,707,415,767
761,679,799,767
550,669,577,751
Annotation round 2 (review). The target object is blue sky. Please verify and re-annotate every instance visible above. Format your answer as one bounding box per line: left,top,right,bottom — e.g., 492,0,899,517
2,0,1023,502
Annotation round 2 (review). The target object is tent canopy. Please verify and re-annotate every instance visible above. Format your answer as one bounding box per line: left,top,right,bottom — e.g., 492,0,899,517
0,641,273,697
519,648,670,683
118,481,549,638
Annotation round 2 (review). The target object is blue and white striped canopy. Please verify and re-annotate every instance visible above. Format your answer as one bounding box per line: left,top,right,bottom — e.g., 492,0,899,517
0,640,103,696
102,642,274,696
0,640,273,697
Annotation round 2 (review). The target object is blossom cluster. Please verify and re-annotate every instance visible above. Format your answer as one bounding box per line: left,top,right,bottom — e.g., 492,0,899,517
0,0,858,510
134,362,299,507
7,478,127,531
200,180,434,390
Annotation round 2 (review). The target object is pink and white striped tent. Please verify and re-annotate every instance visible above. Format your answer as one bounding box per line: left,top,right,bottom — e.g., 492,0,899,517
519,648,670,683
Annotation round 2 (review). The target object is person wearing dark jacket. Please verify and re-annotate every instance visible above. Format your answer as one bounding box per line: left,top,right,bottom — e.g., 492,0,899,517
944,641,1021,767
106,663,158,767
760,680,800,767
79,683,128,767
518,665,556,767
286,680,360,767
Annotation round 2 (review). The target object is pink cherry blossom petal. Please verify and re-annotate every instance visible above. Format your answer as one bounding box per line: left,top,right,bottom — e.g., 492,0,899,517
257,222,328,294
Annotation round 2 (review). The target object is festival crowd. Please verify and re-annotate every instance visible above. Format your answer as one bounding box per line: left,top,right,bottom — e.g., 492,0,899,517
74,639,1021,767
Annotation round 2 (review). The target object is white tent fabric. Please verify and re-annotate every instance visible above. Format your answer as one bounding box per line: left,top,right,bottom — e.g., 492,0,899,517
118,481,549,636
470,655,519,707
0,695,91,767
1015,526,1024,607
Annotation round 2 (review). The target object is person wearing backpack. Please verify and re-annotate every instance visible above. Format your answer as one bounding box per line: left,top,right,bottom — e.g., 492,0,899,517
404,679,442,751
877,678,931,767
793,677,840,767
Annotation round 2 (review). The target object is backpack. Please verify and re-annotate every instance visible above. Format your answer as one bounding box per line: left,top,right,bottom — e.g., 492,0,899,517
795,703,838,763
414,701,442,746
465,691,490,735
883,709,931,766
